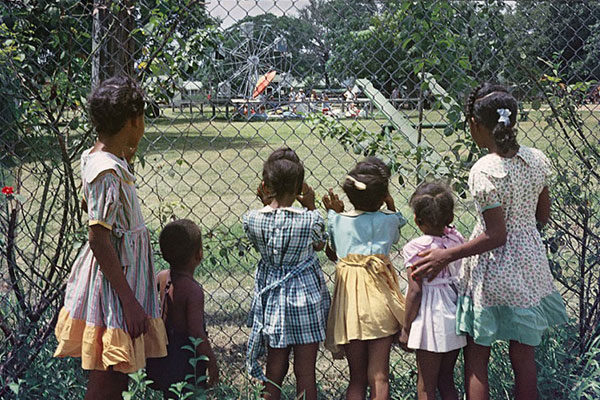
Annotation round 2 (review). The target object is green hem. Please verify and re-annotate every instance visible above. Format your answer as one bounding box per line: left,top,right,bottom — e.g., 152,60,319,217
456,291,568,346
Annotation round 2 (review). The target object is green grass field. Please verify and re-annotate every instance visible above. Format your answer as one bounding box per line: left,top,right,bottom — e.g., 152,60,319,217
125,106,595,394
8,104,597,397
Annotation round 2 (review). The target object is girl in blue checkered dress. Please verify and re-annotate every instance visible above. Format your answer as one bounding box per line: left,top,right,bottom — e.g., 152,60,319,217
243,147,330,400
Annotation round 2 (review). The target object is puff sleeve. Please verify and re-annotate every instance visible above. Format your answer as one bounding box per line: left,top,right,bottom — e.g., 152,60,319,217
391,212,407,244
242,212,259,250
309,210,327,245
86,171,121,230
468,168,501,212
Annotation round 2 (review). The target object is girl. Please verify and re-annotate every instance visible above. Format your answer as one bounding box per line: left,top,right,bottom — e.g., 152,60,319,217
323,157,407,400
411,83,568,400
54,76,167,400
399,182,466,400
243,147,330,400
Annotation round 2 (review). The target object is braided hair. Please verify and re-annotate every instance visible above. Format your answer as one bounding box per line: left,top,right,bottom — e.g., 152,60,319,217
262,147,305,198
465,83,519,154
409,182,454,229
343,157,390,212
88,75,145,137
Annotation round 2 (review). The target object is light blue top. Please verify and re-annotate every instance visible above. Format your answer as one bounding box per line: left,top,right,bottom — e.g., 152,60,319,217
327,209,407,258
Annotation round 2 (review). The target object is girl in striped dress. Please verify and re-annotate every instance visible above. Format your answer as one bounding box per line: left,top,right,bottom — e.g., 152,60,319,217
54,76,167,399
244,147,330,400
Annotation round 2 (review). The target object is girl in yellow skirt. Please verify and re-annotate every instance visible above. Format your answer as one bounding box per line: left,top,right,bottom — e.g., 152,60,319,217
54,76,167,399
323,157,407,400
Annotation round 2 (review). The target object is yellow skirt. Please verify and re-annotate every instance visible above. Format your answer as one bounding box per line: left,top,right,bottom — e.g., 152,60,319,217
325,254,406,359
54,308,168,373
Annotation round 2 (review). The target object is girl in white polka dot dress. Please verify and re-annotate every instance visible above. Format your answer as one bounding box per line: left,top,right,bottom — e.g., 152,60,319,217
411,83,567,400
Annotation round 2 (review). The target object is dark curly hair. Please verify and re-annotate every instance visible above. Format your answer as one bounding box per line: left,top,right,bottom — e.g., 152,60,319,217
159,219,202,268
409,182,454,229
88,75,145,137
262,147,304,198
343,157,390,212
465,83,519,154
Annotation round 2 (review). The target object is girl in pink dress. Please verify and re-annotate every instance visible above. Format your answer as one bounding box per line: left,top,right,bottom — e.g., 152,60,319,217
399,182,466,400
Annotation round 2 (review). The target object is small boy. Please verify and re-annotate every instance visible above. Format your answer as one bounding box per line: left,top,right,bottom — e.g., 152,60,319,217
147,219,219,397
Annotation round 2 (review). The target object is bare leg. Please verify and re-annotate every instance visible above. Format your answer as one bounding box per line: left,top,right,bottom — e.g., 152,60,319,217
463,336,490,400
264,345,291,400
344,340,369,400
292,343,319,400
366,335,394,400
85,369,128,400
415,350,442,400
509,341,538,400
437,349,460,400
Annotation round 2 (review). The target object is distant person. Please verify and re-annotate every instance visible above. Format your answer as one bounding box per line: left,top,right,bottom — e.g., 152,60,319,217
391,86,400,109
54,76,167,399
323,157,407,400
399,182,466,400
147,219,219,398
244,147,330,400
411,83,568,400
322,93,331,114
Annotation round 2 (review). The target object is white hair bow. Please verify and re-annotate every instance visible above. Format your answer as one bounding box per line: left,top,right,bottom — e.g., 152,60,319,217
346,175,366,190
497,108,511,126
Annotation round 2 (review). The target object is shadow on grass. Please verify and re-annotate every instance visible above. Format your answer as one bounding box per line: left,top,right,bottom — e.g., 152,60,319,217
140,131,266,154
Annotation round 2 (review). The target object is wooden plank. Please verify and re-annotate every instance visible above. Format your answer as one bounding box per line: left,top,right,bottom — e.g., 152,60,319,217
418,72,460,113
355,78,421,147
356,78,446,172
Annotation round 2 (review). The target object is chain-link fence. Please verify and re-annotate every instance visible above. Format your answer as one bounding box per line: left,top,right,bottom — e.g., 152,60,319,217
1,1,599,398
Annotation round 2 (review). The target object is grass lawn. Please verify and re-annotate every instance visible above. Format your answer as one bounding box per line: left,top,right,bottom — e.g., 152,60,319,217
131,105,594,394
7,103,598,397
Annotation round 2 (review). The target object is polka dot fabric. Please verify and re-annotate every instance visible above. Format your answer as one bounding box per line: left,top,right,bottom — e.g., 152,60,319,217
457,146,567,345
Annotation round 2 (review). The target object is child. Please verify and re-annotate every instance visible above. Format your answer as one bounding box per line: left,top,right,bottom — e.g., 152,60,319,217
411,83,568,400
146,219,219,398
323,157,407,400
399,182,466,400
243,147,330,400
54,76,167,399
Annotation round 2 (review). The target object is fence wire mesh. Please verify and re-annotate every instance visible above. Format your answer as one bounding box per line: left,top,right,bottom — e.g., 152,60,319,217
1,0,599,398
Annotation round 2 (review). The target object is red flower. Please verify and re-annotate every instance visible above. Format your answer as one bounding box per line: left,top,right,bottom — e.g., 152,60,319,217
2,186,14,195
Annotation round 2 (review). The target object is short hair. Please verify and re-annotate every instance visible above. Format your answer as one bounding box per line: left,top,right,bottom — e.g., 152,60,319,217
343,157,390,212
466,83,519,154
88,75,145,137
159,219,202,268
262,147,304,198
409,182,454,228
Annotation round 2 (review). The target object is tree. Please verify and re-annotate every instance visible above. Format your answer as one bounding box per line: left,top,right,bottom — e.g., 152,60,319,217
297,0,378,88
0,1,92,392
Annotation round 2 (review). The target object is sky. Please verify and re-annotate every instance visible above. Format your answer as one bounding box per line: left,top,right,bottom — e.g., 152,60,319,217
207,0,311,28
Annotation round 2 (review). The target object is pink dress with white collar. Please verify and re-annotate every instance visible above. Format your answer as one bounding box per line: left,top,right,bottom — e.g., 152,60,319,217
402,226,467,353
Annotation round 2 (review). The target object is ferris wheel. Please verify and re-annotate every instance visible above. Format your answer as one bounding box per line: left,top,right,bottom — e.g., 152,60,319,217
215,21,292,99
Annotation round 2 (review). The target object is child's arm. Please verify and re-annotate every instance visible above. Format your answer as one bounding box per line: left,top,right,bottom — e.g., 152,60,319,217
399,267,422,352
89,225,148,338
536,186,550,226
383,193,396,212
322,188,344,259
186,285,219,387
411,207,507,279
297,183,326,251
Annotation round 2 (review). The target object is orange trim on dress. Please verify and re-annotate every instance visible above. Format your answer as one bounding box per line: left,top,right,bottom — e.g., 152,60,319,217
88,220,112,230
54,308,167,373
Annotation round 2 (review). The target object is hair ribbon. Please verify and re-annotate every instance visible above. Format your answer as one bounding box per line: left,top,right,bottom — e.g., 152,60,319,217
346,175,367,190
497,108,511,126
